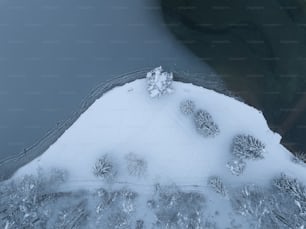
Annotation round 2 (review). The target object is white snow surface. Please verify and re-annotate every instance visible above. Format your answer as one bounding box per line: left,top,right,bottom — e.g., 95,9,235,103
14,78,306,190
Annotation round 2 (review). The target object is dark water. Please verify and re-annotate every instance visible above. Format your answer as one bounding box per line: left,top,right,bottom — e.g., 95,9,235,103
0,0,225,179
4,0,305,180
161,0,306,154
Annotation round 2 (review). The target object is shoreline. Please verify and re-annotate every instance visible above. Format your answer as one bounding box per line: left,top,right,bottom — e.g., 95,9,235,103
0,67,227,181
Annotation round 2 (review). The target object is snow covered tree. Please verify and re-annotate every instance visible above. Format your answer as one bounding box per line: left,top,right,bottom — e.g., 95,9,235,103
148,184,205,229
273,173,306,216
146,66,173,98
55,199,89,228
125,153,147,177
93,154,116,180
231,134,265,160
180,99,195,116
207,176,228,197
193,109,220,137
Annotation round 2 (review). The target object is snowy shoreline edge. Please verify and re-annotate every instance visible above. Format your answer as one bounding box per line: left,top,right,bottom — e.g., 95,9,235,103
0,68,227,181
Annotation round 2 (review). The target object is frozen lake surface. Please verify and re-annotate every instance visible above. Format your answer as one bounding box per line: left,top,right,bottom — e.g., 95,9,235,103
0,0,223,178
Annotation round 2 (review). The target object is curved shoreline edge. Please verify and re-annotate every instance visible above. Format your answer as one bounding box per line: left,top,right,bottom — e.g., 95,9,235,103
0,68,228,181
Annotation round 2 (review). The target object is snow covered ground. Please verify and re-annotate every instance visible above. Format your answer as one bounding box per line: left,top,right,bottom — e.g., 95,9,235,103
2,67,306,228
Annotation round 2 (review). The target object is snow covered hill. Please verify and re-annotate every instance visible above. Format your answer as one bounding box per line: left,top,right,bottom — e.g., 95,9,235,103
1,67,306,228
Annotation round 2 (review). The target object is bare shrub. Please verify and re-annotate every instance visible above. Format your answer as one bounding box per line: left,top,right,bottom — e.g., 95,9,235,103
226,159,246,176
291,151,306,165
207,176,228,197
180,99,195,116
93,154,116,180
193,109,220,137
125,153,147,177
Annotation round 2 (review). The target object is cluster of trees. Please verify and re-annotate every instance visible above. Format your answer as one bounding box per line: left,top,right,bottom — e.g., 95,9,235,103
229,173,306,228
179,98,266,177
0,170,87,229
148,184,206,229
1,167,306,228
94,188,138,229
180,99,220,137
0,171,140,229
93,153,147,181
227,135,266,176
206,173,306,228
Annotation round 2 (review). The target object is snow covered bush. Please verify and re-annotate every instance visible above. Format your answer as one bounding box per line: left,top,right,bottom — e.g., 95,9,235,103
231,134,265,160
93,154,116,180
146,66,173,98
125,153,147,177
148,184,205,229
207,176,228,197
180,99,195,116
193,109,220,137
226,159,246,176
